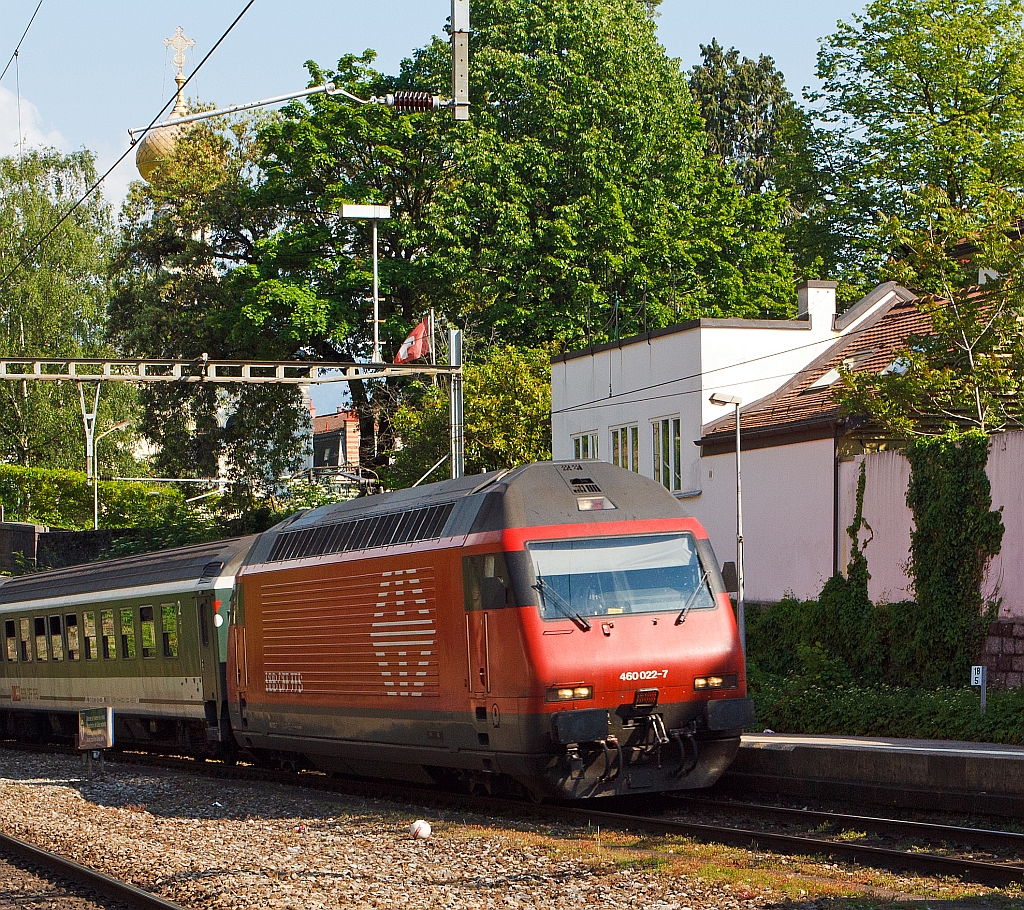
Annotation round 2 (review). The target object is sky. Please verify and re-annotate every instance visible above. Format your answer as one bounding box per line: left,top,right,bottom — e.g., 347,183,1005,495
0,0,865,412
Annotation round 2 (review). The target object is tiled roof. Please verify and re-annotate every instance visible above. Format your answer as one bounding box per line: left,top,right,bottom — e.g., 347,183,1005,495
700,294,933,445
313,410,357,436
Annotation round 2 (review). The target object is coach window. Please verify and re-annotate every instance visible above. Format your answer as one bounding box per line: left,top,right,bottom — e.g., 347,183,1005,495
19,618,30,661
83,612,97,660
140,606,156,659
65,614,80,661
100,611,117,660
161,603,179,658
33,617,48,661
4,618,15,659
48,615,64,661
120,609,137,660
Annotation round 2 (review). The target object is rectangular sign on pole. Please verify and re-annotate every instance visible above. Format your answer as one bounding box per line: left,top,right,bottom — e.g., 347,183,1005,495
78,707,114,750
970,666,987,715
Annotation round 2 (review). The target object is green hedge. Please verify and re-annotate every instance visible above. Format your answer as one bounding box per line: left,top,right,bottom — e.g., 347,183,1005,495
751,667,1024,744
0,465,184,530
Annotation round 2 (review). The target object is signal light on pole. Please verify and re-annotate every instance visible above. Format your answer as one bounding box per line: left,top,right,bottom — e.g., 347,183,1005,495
386,92,441,114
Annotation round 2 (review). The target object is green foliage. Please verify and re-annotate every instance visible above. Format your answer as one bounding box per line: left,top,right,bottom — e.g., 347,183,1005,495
110,117,310,487
811,0,1024,289
0,150,137,471
385,344,552,488
838,189,1024,437
752,674,1024,744
0,465,184,530
904,431,1004,686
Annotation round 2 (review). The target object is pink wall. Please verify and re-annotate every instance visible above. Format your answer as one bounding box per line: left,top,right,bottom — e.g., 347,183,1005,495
839,435,1024,618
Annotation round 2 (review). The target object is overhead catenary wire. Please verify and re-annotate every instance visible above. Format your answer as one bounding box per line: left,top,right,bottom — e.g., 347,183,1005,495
0,0,257,292
0,0,45,85
550,295,913,417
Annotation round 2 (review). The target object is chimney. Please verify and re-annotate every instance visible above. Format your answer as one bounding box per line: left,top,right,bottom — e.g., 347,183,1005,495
797,279,837,326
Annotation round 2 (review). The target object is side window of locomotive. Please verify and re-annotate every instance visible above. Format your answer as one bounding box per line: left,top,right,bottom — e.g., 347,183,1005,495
34,617,48,661
65,614,80,661
161,603,179,658
48,615,64,661
83,612,98,660
139,606,156,658
120,609,137,660
462,553,513,611
100,611,117,660
19,618,31,661
4,620,16,662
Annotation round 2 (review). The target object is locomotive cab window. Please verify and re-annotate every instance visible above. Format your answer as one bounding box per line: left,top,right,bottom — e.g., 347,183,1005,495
48,615,64,661
527,533,715,620
4,620,15,662
83,612,97,661
100,611,116,660
34,617,47,661
463,552,514,611
65,614,80,661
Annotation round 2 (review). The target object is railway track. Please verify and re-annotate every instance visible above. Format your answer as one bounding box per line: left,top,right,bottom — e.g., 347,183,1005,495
0,828,185,910
6,741,1024,889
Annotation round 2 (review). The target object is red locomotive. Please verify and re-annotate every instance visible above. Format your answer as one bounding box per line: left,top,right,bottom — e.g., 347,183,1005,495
0,461,753,799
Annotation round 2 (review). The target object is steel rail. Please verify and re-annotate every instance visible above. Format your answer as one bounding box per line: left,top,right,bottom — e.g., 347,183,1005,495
668,794,1024,853
543,804,1024,887
4,743,1022,887
0,829,186,910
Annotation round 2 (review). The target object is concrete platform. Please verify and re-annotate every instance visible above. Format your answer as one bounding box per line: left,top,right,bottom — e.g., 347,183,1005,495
714,734,1024,817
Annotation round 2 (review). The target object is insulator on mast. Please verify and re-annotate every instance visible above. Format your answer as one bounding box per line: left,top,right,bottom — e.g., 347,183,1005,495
387,92,441,113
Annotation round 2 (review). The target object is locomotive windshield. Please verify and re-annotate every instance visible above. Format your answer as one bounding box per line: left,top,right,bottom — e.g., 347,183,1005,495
527,533,715,620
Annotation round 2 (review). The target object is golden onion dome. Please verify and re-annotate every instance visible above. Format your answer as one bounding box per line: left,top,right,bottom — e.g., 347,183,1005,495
136,29,194,182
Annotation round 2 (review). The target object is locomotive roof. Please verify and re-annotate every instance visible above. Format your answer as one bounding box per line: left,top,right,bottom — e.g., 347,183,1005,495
0,535,255,611
245,461,692,567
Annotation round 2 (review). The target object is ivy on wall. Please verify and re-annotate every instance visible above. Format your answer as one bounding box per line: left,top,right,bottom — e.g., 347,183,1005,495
904,430,1004,687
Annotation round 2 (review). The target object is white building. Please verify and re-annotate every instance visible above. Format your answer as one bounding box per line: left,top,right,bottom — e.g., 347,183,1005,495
551,279,909,499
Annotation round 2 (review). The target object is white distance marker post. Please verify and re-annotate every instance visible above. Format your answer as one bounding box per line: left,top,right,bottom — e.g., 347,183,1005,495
971,665,987,715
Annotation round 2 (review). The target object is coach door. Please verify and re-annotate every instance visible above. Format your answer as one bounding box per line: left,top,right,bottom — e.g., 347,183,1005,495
230,625,248,726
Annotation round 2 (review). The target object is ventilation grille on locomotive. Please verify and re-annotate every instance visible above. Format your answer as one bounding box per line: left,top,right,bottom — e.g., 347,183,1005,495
569,478,602,494
267,502,456,562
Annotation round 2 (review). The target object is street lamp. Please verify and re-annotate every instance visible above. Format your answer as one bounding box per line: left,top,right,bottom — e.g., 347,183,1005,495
342,204,392,364
94,421,131,531
709,392,745,655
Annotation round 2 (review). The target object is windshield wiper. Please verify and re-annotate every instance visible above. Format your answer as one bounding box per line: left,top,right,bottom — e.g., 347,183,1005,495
533,575,592,631
675,570,710,625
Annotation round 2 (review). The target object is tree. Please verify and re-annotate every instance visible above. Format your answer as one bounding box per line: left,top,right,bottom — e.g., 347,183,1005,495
385,344,552,488
688,39,798,196
838,189,1024,437
0,150,135,472
813,0,1024,288
109,117,311,490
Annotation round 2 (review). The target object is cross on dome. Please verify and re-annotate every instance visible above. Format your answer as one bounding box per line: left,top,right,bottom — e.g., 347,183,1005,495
164,27,195,76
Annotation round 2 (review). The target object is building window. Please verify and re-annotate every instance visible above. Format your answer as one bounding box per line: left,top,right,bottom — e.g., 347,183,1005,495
652,417,682,491
572,432,599,460
610,425,639,472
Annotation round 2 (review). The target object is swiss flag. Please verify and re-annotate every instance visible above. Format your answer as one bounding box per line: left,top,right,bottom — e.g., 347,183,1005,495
394,316,431,364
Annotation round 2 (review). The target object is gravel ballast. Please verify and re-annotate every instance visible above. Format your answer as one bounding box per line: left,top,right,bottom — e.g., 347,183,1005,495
0,748,1002,909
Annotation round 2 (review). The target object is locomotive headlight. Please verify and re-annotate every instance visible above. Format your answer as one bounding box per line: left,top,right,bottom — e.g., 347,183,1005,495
546,685,593,702
694,674,739,691
693,677,709,690
708,676,724,688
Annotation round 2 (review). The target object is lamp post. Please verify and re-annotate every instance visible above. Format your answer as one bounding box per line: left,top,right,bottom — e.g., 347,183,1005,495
93,421,131,531
709,392,745,655
341,204,392,364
